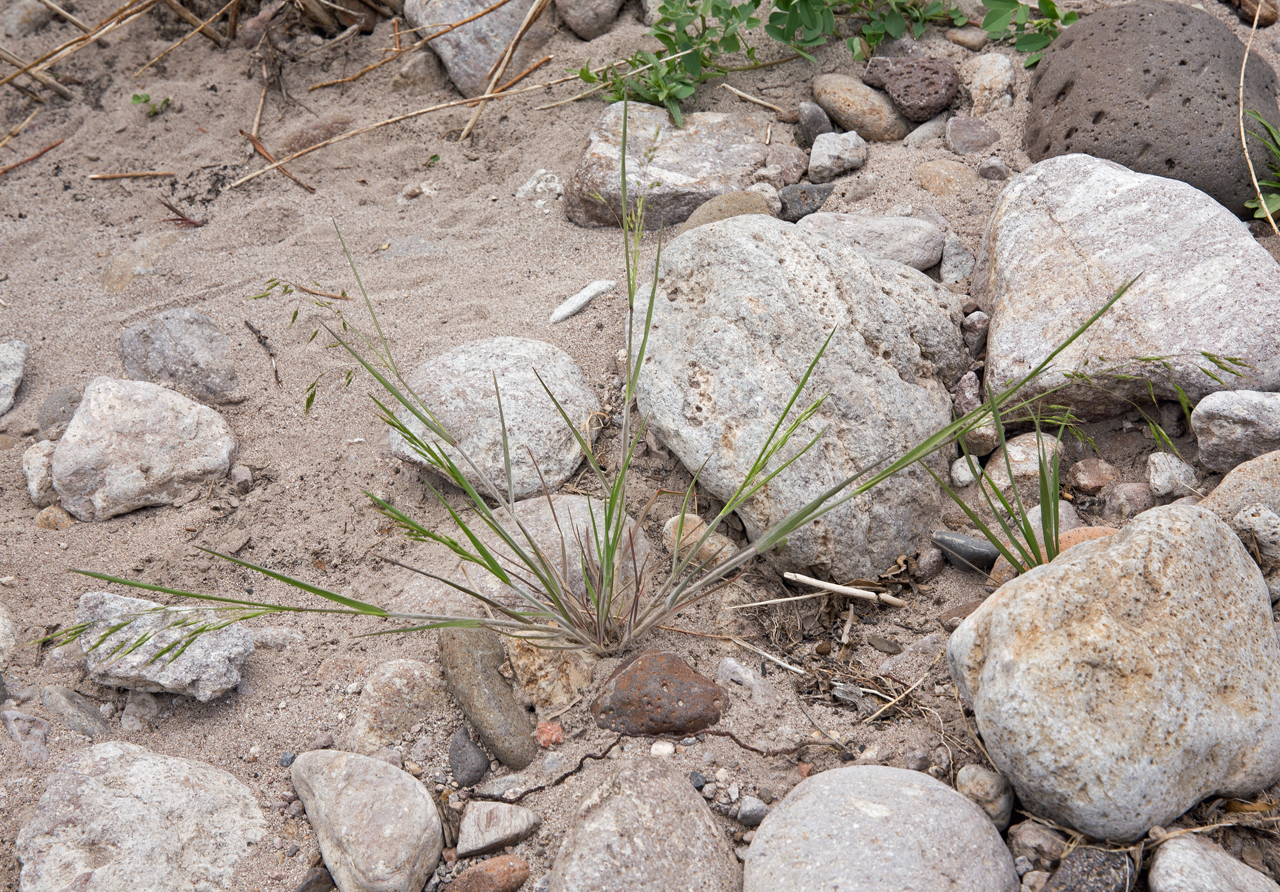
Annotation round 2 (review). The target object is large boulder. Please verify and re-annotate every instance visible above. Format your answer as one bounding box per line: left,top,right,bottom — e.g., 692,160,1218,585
1024,0,1280,217
389,337,598,499
744,765,1018,892
566,103,768,230
403,0,552,98
16,743,265,892
974,154,1280,420
947,505,1280,840
636,215,966,579
52,377,237,521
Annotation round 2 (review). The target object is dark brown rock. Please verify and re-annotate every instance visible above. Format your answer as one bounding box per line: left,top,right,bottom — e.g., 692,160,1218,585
779,183,834,222
292,867,336,892
796,101,833,150
882,57,960,122
862,57,894,89
1024,0,1280,217
449,855,530,892
439,628,537,769
590,651,725,736
1044,848,1136,892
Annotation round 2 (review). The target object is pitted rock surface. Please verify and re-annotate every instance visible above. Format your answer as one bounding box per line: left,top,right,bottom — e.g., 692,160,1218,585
1024,0,1280,216
590,651,725,736
882,57,960,122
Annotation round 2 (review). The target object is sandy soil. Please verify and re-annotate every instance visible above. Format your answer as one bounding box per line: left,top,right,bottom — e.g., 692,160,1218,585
1,0,1279,886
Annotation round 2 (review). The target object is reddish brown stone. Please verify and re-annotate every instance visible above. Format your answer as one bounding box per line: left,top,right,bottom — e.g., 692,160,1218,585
590,651,726,736
448,855,530,892
1066,457,1119,495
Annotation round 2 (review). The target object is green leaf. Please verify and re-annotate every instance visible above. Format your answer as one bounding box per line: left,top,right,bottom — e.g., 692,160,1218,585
1015,30,1052,51
884,9,906,37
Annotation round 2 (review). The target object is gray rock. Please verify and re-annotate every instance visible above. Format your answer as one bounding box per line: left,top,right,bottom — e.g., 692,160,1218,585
0,339,28,416
961,53,1015,115
51,377,237,521
978,156,1011,180
942,232,976,284
1147,452,1197,498
946,115,1001,154
566,103,767,230
797,213,944,269
1008,821,1068,872
449,727,490,786
795,101,833,150
807,131,867,183
0,601,10,666
975,155,1280,419
916,545,947,580
554,0,622,40
120,689,159,732
120,309,238,403
766,145,808,186
737,795,768,826
3,709,50,765
1201,451,1280,523
77,590,253,701
1191,391,1280,473
550,280,616,324
23,440,57,508
952,370,1001,454
982,432,1063,508
1042,849,1135,892
456,801,540,857
778,183,834,222
636,215,966,580
229,463,252,494
903,112,949,149
350,659,442,754
439,628,537,769
917,158,982,197
0,671,7,704
3,0,50,35
548,760,740,892
41,686,111,738
37,385,80,440
881,57,960,122
813,74,913,141
948,505,1280,840
1024,0,1280,217
952,455,977,487
933,531,1000,575
1148,835,1280,892
1100,481,1156,523
715,657,775,706
403,0,552,97
963,310,989,355
747,182,780,216
745,765,1018,892
293,750,442,892
681,191,774,233
16,743,264,892
389,338,598,500
956,763,1014,829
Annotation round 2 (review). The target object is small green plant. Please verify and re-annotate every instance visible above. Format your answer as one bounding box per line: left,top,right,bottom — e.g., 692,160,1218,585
979,0,1076,65
1244,109,1280,219
131,93,170,116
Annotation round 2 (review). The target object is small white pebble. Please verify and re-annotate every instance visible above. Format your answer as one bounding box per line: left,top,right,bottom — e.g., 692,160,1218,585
650,740,676,757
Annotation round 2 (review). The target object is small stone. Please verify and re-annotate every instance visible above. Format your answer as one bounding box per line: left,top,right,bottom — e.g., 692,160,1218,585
882,57,961,122
797,213,944,270
120,689,159,732
448,855,531,892
1147,452,1197,498
956,764,1014,830
1007,821,1068,872
1067,458,1119,495
978,156,1011,180
779,183,834,222
951,456,977,488
35,505,75,531
680,192,773,233
915,546,947,581
942,232,976,284
661,514,738,569
535,721,564,747
753,164,784,190
650,740,675,757
2,0,51,36
947,26,988,51
450,727,491,786
903,113,949,149
715,657,776,706
813,74,913,142
796,101,834,150
3,709,51,765
807,131,868,183
962,53,1015,115
555,0,622,40
916,159,982,196
736,795,769,827
861,57,894,89
746,182,782,217
456,801,540,857
962,311,990,356
280,752,296,767
1148,835,1280,892
946,116,1001,155
590,651,726,736
1191,391,1280,473
932,530,1000,573
689,770,707,789
229,464,253,494
350,659,442,754
766,145,809,185
440,628,537,770
1043,848,1135,892
0,340,29,416
508,637,596,714
120,309,238,403
1100,481,1157,522
1023,871,1051,892
37,385,81,441
41,686,111,738
23,440,58,508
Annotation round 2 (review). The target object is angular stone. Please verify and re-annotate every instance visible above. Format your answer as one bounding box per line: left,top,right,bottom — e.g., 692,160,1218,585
942,232,976,284
1148,835,1280,892
798,213,944,270
449,855,531,892
439,627,537,769
1025,0,1280,217
449,727,490,786
778,183,834,221
37,385,82,441
948,505,1280,840
549,760,740,892
456,801,540,857
591,651,725,736
0,339,28,416
946,115,1000,154
508,635,596,713
77,591,253,702
566,103,767,229
554,0,622,40
120,689,159,732
23,440,57,507
1147,452,1197,498
917,158,981,196
390,337,597,500
975,155,1280,419
1043,849,1135,892
956,763,1014,829
1007,821,1068,872
41,686,111,738
882,57,960,122
52,377,237,521
1066,457,1118,494
120,309,238,403
403,0,551,97
745,765,1018,892
962,52,1015,115
1191,391,1280,473
963,310,990,355
16,742,265,892
350,659,442,754
795,101,833,150
3,709,50,765
766,144,808,185
978,156,1011,180
0,601,14,669
715,657,775,706
293,750,442,892
807,130,867,183
813,74,912,141
636,215,966,579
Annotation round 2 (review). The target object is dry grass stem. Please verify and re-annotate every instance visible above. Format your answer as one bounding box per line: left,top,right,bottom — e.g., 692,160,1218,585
784,571,906,607
138,0,237,75
719,83,784,113
0,109,38,152
89,170,175,178
291,281,352,300
159,0,224,44
1239,0,1279,237
0,46,73,99
862,671,927,723
730,635,807,674
459,0,550,139
239,129,315,192
0,139,61,176
725,591,828,610
34,0,91,30
0,0,161,93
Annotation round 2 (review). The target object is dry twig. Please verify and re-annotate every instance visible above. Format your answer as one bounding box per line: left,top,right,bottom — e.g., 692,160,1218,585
245,320,281,385
89,170,175,179
158,197,205,226
0,139,61,177
138,0,237,76
291,282,351,300
239,129,315,192
719,83,784,113
0,0,162,93
33,0,92,30
459,0,550,139
0,46,73,99
0,109,38,152
159,0,223,45
784,572,906,607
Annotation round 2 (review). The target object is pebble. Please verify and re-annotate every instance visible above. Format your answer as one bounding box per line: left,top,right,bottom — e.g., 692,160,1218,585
715,657,775,706
1148,835,1280,892
766,145,809,185
1066,457,1119,495
903,113,949,149
915,546,947,581
807,131,868,183
456,801,540,857
535,721,564,747
978,156,1011,180
450,727,491,786
947,26,988,50
932,530,1001,573
946,116,1001,155
1043,848,1135,892
22,440,57,508
280,752,296,767
779,183,834,222
120,689,159,732
942,232,977,284
962,52,1016,115
2,0,51,36
812,73,912,141
119,309,239,403
796,101,834,149
689,770,707,790
1100,481,1156,522
962,310,990,355
916,159,982,196
1147,452,1197,498
2,709,51,764
1191,390,1280,473
41,686,111,738
681,192,774,233
746,182,782,216
736,795,768,826
798,213,944,270
1007,821,1068,872
35,506,75,531
439,628,537,770
590,651,726,736
550,280,616,324
955,763,1014,830
448,855,531,892
650,740,675,757
37,385,81,440
350,659,442,754
951,456,976,488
